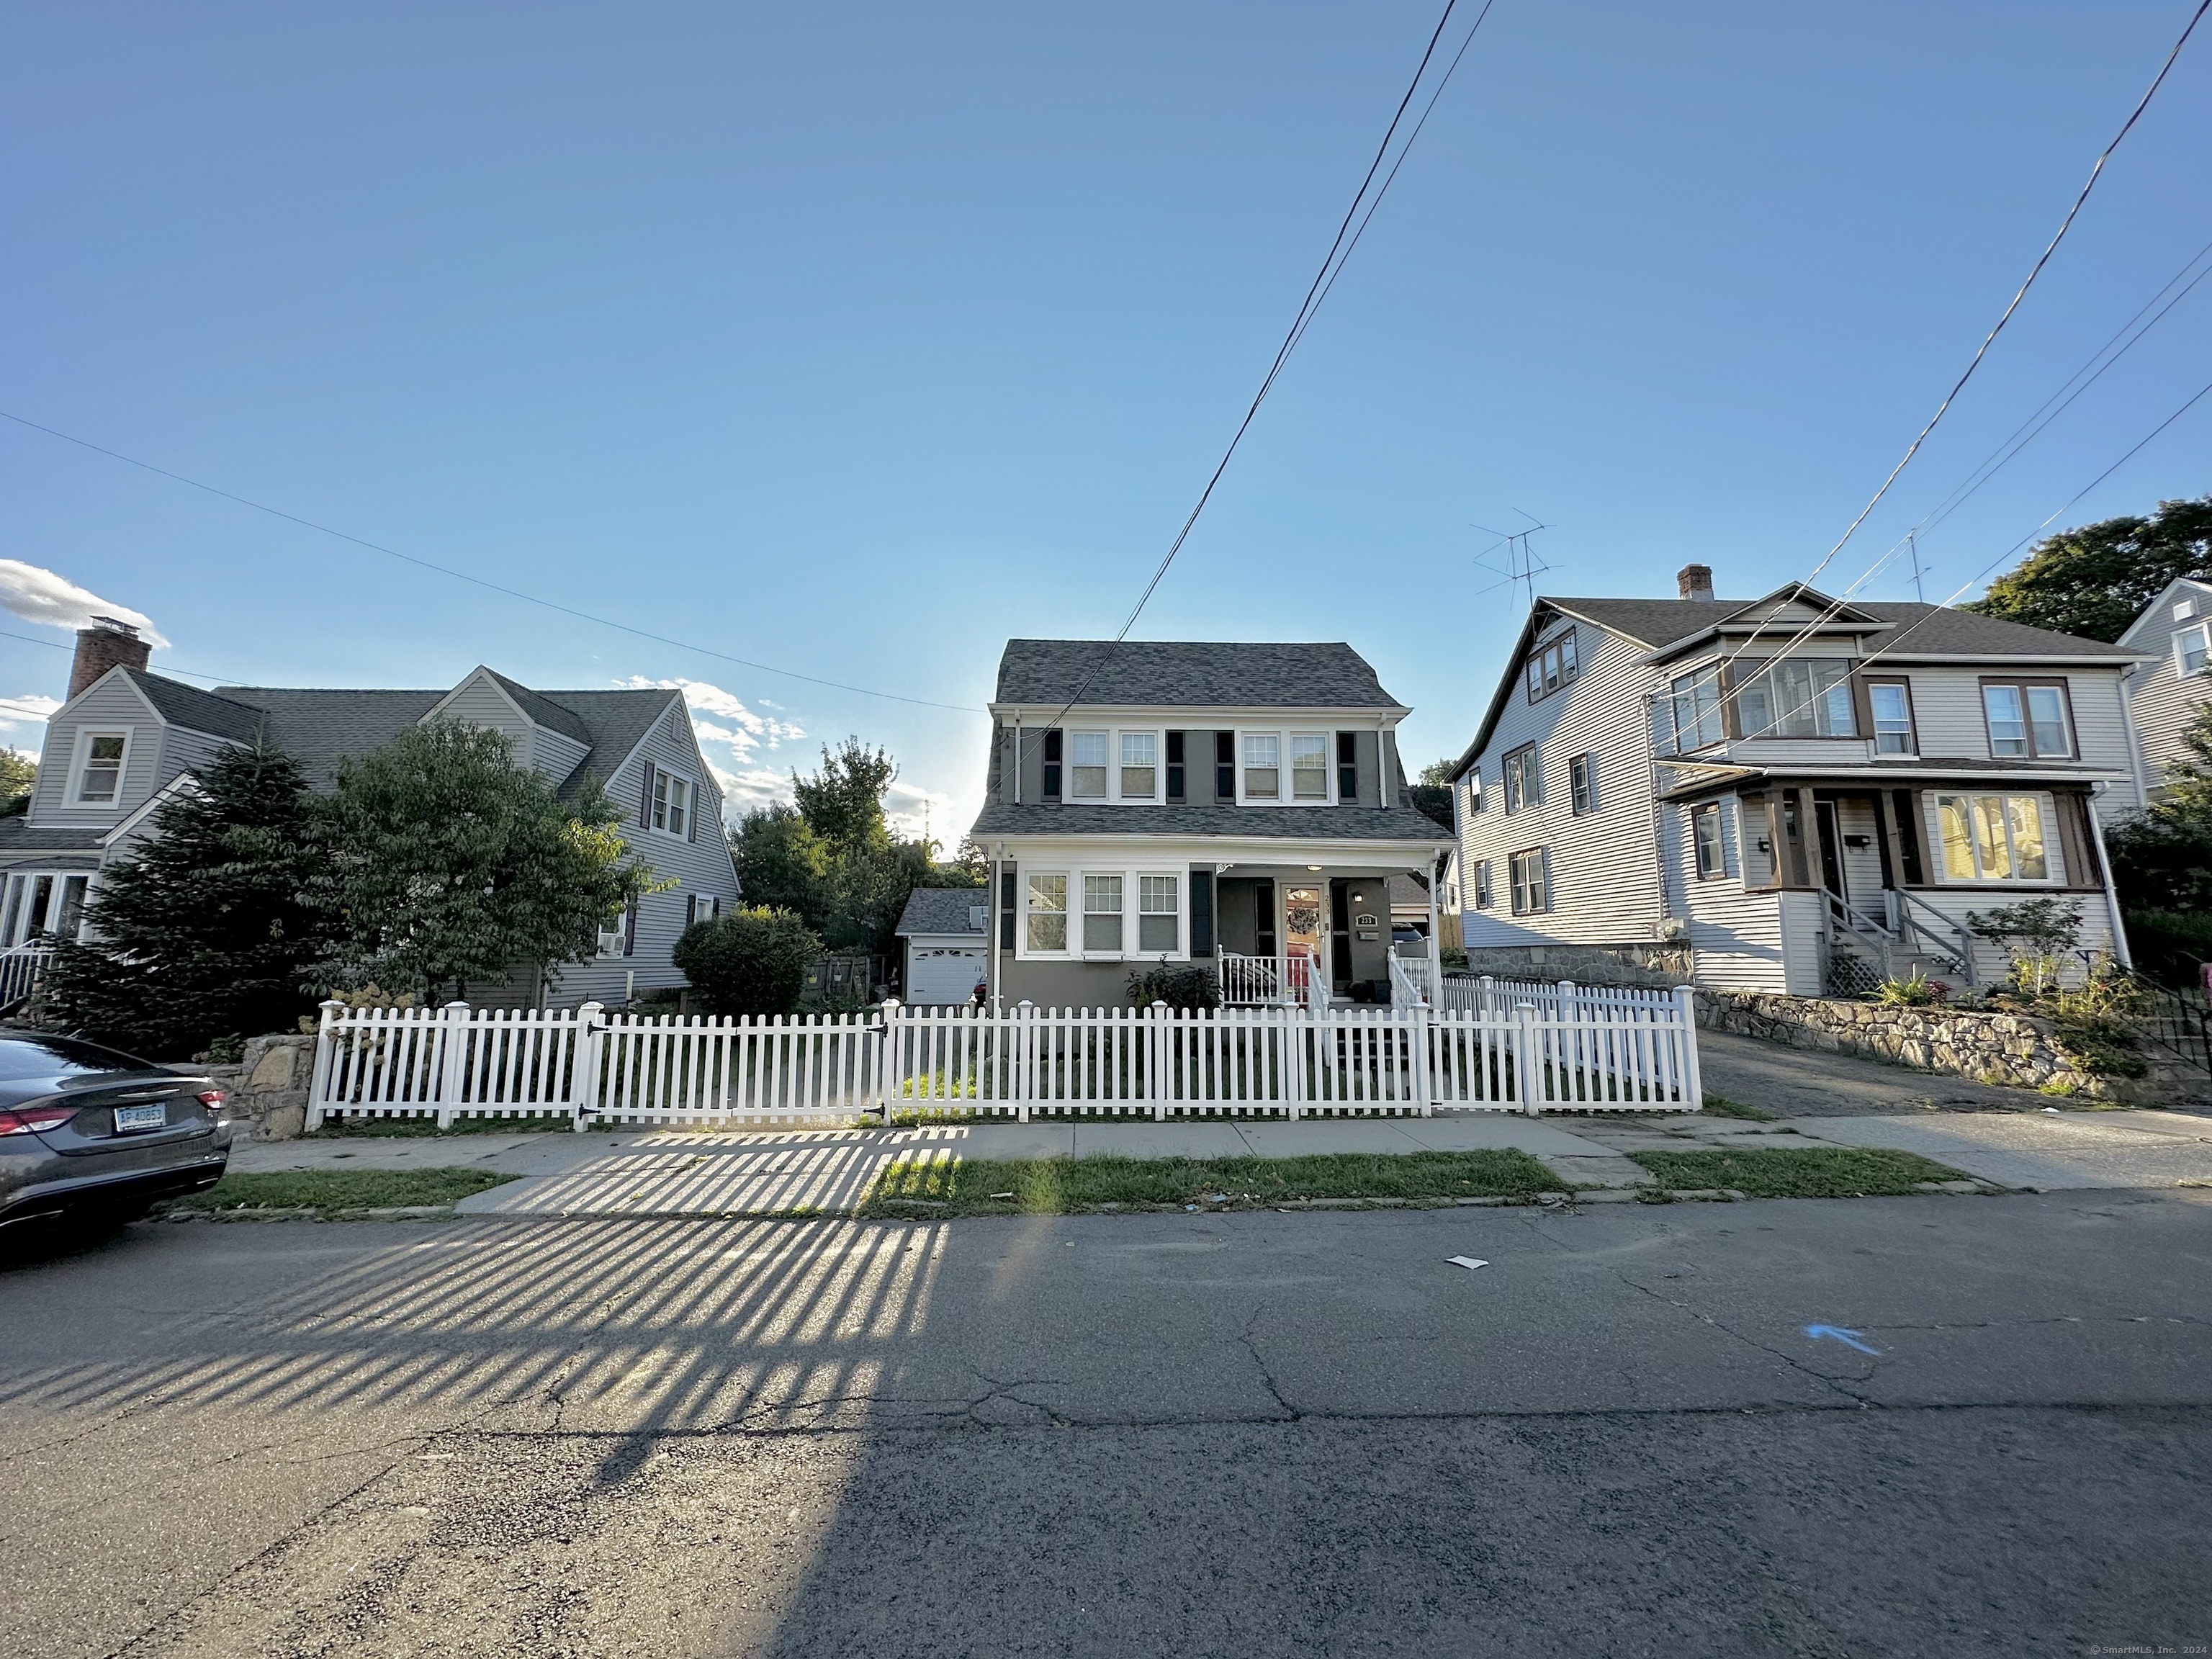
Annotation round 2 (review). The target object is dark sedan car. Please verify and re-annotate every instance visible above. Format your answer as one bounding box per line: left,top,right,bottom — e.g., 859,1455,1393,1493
0,1032,230,1236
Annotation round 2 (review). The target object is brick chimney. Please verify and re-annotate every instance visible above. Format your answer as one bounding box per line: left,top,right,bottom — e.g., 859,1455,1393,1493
68,617,151,700
1676,564,1714,602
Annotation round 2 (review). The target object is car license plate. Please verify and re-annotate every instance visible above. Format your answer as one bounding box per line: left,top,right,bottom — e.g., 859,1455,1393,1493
114,1103,168,1133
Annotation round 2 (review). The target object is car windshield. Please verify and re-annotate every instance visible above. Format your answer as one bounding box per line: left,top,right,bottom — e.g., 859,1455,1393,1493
0,1033,153,1081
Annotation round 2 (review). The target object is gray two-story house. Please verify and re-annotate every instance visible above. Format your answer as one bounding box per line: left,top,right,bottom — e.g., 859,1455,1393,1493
0,619,739,1008
1448,568,2149,996
968,639,1452,1010
2118,575,2212,799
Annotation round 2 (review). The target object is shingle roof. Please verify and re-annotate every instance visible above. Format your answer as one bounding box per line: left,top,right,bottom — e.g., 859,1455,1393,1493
0,819,109,851
531,689,683,797
895,887,990,936
969,802,1452,843
123,671,266,745
994,640,1403,709
210,688,446,786
1551,597,2139,658
487,670,593,744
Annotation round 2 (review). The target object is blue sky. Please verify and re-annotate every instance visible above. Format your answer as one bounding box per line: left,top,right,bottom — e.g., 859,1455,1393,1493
4,1,2208,837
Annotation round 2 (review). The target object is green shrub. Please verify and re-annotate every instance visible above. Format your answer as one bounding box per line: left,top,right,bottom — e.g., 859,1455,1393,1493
1873,969,1948,1007
1125,962,1220,1011
673,907,821,1016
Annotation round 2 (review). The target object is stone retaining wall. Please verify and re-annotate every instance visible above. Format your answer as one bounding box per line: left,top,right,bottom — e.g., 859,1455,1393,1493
1694,989,2108,1096
227,1033,315,1139
1460,943,1691,989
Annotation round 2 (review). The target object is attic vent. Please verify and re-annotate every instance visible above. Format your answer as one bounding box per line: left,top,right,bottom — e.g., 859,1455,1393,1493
2177,599,2198,621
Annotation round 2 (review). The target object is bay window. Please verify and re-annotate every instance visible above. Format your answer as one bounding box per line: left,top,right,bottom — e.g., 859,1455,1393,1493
1734,657,1856,738
1667,670,1724,752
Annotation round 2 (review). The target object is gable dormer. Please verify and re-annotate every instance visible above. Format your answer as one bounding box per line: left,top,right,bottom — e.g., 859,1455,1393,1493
421,666,592,786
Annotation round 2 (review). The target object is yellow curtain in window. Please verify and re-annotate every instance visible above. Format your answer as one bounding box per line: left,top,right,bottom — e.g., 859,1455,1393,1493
1937,796,1976,879
1971,796,2013,879
2008,796,2047,879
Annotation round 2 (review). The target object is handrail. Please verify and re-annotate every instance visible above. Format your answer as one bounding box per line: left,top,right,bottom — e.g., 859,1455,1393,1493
2092,958,2212,1078
1893,889,1973,979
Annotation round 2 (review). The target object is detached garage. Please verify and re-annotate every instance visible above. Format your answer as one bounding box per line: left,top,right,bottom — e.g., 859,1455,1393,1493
894,887,989,1006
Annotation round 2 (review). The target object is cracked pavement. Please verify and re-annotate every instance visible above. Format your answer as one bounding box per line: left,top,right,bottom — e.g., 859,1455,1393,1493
6,1190,2212,1657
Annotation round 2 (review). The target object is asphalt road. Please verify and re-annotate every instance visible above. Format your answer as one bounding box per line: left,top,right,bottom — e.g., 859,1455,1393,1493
6,1192,2211,1658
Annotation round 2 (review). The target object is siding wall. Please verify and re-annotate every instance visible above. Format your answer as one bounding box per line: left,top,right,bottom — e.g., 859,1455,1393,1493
30,676,163,825
544,700,741,1007
1458,624,1664,948
2127,649,2211,797
1668,793,1789,992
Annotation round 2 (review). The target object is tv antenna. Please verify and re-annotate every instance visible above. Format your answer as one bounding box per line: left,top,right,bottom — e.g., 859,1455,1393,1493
1469,509,1554,608
1907,530,1928,604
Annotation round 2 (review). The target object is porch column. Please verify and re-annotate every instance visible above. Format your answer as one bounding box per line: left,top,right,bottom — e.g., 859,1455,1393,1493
1424,860,1442,998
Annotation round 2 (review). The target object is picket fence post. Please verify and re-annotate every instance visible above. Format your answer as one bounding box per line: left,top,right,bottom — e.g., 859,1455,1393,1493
1148,1001,1168,1122
434,1001,472,1128
878,999,902,1125
572,1002,605,1131
1411,1002,1432,1116
1513,1001,1540,1117
305,998,344,1132
1016,1001,1034,1125
1676,984,1703,1110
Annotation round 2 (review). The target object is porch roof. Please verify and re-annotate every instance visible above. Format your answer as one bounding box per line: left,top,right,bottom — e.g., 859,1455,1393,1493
1655,760,2134,802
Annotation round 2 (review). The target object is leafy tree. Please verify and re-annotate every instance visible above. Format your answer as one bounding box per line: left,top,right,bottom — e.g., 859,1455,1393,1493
2108,701,2212,983
325,721,660,1002
1964,495,2212,642
1409,757,1457,830
793,737,895,853
673,906,819,1015
0,750,35,806
40,746,336,1056
732,803,831,928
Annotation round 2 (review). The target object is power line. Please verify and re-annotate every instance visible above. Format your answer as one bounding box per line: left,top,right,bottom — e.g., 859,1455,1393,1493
0,410,984,714
0,624,233,685
1022,0,1496,752
1706,0,2212,691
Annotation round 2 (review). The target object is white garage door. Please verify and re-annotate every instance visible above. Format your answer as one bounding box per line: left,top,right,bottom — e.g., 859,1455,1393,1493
907,946,985,1005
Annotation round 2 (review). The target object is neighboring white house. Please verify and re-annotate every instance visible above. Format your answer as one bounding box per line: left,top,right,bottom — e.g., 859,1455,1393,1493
2118,575,2212,799
968,639,1453,1009
893,887,989,1005
1446,567,2152,997
0,619,739,1009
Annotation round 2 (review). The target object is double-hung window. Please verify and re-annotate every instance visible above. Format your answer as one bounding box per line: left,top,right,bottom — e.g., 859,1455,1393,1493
1026,874,1069,951
1465,774,1483,815
1503,746,1539,813
1668,670,1724,752
1472,859,1493,909
1981,683,2072,759
1509,848,1550,915
1867,680,1916,754
1082,874,1123,951
1693,804,1725,878
652,771,691,836
1120,732,1156,799
1291,734,1329,800
1243,734,1280,799
73,732,128,805
1138,875,1179,952
2175,622,2209,678
1936,794,2051,881
1568,755,1593,815
1069,732,1109,799
1524,631,1578,701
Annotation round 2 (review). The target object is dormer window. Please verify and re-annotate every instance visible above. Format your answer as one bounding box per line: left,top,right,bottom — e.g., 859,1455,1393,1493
71,731,130,806
1070,732,1109,799
1291,734,1329,800
1120,732,1156,799
1524,630,1578,701
1244,734,1280,799
1734,658,1856,738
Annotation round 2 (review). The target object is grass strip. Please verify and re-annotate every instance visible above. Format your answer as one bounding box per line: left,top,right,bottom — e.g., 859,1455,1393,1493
1627,1146,1969,1199
1699,1093,1779,1122
169,1168,519,1215
860,1150,1563,1217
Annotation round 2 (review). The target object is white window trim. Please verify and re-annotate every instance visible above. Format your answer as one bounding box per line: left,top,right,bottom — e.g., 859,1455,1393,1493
2175,621,2210,678
1928,792,2066,886
1064,727,1169,805
650,768,695,837
1016,863,1187,961
1233,728,1337,807
66,728,133,809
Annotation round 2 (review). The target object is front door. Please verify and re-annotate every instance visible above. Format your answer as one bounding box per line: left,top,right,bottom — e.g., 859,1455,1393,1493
1813,800,1847,901
1284,886,1324,1000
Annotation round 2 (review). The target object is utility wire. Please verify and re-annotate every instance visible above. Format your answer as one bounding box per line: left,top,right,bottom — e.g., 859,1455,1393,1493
0,410,984,714
1705,0,2212,688
0,624,232,685
1021,0,1493,755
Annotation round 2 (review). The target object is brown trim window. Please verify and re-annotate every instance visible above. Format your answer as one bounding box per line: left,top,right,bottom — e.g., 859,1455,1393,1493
1523,629,1579,702
1981,680,2073,759
1503,745,1539,813
1509,848,1550,915
1865,678,1917,755
1568,754,1594,815
1692,803,1725,878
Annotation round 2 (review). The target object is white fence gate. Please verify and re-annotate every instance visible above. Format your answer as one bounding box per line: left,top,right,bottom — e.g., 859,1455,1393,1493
307,986,1702,1130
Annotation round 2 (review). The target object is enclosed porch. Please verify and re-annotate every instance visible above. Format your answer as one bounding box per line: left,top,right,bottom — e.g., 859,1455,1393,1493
1213,863,1439,1008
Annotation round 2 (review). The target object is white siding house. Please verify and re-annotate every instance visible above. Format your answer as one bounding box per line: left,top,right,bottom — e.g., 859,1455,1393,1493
1448,570,2152,997
2118,576,2212,799
0,625,738,1010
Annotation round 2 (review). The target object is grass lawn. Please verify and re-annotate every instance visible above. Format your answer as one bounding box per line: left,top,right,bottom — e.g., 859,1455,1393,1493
860,1149,1563,1216
1627,1146,1971,1199
1699,1093,1779,1122
168,1167,519,1216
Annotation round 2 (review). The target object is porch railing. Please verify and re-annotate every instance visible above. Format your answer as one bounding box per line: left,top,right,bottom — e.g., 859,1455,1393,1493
0,943,53,1012
1219,947,1326,1009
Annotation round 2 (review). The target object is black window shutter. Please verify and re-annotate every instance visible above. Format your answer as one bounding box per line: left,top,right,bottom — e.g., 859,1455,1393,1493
639,763,656,827
1252,878,1277,956
623,899,639,957
1336,732,1357,804
999,869,1017,948
686,778,698,842
1043,729,1061,801
1166,731,1185,801
1215,732,1235,801
1189,866,1213,956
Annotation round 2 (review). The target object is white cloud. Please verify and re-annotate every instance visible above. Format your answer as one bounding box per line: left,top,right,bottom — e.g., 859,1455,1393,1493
624,677,804,758
0,693,61,729
703,758,796,815
0,561,168,647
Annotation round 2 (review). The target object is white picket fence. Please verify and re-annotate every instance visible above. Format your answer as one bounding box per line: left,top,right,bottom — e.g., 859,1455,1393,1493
307,986,1702,1130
